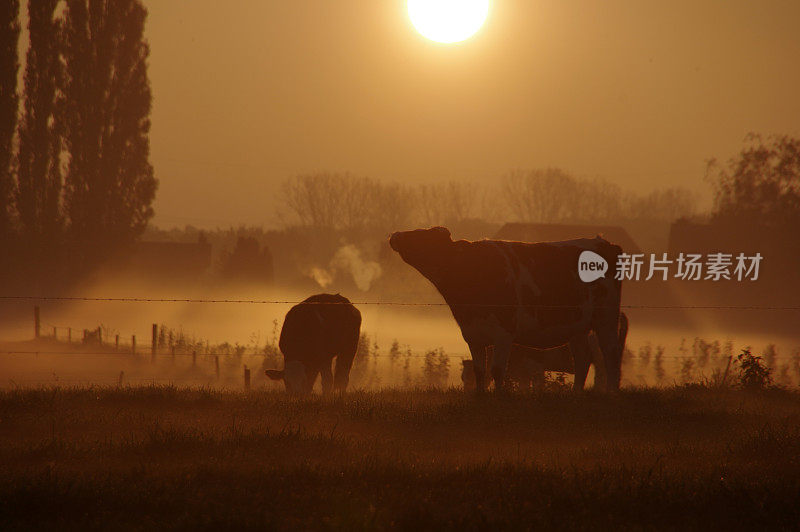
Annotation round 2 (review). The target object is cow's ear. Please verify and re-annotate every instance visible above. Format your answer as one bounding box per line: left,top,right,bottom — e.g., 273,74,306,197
432,226,451,240
265,369,284,381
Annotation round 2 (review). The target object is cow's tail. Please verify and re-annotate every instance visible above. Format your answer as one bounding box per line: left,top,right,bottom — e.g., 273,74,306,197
618,311,629,358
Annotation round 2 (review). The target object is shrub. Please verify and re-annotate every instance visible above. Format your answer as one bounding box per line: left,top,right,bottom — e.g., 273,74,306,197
736,348,773,390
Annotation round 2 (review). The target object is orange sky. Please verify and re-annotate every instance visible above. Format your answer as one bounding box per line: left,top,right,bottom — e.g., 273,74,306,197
142,0,800,228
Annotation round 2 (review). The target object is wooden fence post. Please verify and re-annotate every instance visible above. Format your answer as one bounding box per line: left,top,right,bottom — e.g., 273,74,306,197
215,355,220,379
244,366,251,390
171,345,175,363
34,306,40,339
132,335,136,354
192,350,197,367
53,326,57,339
115,334,119,349
97,326,102,346
118,371,124,386
151,323,157,363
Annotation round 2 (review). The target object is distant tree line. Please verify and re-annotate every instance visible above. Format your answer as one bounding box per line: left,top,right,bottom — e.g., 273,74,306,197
0,0,156,292
279,169,698,238
501,168,697,224
281,136,800,241
143,134,799,292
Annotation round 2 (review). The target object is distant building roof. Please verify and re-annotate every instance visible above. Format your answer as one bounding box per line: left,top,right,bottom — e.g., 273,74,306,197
493,222,641,253
667,219,778,255
448,219,503,241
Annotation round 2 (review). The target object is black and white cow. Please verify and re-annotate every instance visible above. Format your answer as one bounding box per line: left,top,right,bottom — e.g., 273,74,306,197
389,227,625,391
265,293,361,395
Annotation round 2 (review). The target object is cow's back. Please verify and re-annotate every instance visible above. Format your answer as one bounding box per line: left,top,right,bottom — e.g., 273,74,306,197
279,294,361,360
502,240,587,328
437,237,621,349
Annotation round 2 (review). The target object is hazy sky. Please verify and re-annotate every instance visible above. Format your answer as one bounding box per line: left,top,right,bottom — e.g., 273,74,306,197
143,0,800,228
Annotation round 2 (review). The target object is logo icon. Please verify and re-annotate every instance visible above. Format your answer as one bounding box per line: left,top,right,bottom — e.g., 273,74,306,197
578,250,608,283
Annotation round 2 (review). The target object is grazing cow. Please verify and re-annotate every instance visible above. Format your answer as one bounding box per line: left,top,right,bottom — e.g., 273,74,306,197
461,313,629,390
389,227,625,391
265,293,361,395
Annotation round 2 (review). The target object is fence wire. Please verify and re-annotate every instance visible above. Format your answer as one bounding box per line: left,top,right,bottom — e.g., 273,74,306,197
4,295,800,366
2,294,800,310
1,349,798,361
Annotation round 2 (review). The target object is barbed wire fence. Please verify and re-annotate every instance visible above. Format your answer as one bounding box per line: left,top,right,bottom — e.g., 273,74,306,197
2,297,800,389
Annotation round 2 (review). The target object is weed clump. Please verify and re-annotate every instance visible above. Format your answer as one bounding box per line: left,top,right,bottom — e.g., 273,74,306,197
736,348,773,390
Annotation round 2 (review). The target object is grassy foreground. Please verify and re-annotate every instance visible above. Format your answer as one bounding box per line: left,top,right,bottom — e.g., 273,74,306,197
1,386,800,530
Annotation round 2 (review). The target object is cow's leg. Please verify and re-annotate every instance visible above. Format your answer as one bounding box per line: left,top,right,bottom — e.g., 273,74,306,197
569,334,592,391
333,349,356,392
595,322,622,391
588,333,607,390
468,343,488,393
491,339,512,392
320,359,334,395
305,366,320,395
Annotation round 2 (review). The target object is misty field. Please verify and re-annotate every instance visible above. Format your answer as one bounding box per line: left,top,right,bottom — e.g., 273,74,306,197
1,386,800,530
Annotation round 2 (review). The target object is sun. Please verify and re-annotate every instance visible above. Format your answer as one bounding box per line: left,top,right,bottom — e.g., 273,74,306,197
408,0,490,44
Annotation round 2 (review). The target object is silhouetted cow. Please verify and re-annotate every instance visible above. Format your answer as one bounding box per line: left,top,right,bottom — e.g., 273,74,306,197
265,293,361,395
390,227,625,391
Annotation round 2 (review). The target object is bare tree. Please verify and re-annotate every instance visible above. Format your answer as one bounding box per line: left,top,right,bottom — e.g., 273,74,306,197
415,181,480,227
573,179,624,222
283,173,346,229
360,178,414,234
282,173,415,236
414,183,443,227
502,168,579,222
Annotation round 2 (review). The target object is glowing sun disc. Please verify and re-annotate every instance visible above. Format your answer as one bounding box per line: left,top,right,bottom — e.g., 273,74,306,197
408,0,490,44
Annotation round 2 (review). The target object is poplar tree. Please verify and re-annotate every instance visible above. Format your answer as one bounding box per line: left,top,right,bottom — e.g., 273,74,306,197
62,0,157,267
0,1,20,239
16,0,64,246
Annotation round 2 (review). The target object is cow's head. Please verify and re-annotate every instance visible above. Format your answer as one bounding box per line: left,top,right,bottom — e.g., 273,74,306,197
265,360,308,395
389,227,452,278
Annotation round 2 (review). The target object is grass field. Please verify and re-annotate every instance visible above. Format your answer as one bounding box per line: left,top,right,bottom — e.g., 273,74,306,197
1,385,800,530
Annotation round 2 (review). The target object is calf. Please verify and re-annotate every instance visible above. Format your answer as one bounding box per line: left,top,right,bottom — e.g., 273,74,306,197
462,313,629,390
